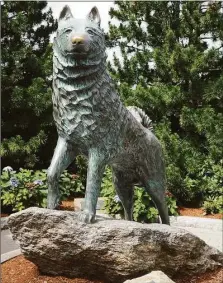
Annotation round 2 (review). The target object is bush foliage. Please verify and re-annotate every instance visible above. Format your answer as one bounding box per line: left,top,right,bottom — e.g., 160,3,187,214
1,167,84,213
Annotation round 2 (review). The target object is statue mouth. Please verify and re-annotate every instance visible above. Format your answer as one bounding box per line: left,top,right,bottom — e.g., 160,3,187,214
68,44,90,57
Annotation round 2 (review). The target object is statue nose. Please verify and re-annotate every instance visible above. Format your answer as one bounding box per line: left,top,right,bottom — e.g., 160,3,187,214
71,36,84,45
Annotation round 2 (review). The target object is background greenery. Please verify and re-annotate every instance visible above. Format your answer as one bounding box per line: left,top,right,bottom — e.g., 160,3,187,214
1,1,222,218
1,1,57,169
107,1,223,210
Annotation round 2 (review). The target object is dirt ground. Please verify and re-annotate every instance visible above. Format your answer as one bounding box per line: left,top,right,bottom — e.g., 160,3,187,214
1,255,104,283
1,255,222,283
174,268,223,283
178,206,222,219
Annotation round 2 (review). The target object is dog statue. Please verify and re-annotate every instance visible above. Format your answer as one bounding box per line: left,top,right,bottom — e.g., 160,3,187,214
48,5,170,224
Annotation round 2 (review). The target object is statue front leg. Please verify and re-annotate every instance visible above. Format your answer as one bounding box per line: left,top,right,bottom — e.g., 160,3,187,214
78,149,106,223
47,136,76,209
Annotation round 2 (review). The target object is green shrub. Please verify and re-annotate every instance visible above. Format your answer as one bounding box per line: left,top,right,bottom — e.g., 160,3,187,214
133,188,160,223
155,121,223,207
59,170,85,199
100,167,125,217
203,196,223,215
165,191,179,216
1,168,48,212
101,167,178,223
179,159,223,210
75,155,88,187
164,148,223,207
1,167,84,212
199,159,223,201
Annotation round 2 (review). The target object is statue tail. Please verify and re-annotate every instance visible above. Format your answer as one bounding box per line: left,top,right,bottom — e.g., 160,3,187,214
127,106,153,131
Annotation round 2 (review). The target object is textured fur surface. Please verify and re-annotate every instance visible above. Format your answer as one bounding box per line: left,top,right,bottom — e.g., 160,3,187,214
48,5,170,224
127,106,153,131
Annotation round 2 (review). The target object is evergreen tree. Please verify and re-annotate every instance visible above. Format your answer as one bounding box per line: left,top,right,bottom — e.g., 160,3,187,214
1,1,57,169
108,1,223,205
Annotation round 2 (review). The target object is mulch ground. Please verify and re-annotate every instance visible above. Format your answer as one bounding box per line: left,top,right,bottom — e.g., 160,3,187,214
1,255,104,283
1,255,222,283
174,268,223,283
1,200,222,283
178,206,222,219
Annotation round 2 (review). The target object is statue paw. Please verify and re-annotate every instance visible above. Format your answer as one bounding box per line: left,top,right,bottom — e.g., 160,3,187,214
47,201,60,210
78,211,95,224
47,203,60,210
47,197,60,210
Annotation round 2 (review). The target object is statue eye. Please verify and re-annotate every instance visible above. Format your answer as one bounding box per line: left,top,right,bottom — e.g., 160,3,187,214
87,29,94,36
64,28,72,34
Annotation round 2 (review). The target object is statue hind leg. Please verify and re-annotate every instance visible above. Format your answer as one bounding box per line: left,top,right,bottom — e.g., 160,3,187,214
140,166,170,224
139,153,170,224
47,136,76,209
112,169,134,221
144,180,170,224
139,133,170,224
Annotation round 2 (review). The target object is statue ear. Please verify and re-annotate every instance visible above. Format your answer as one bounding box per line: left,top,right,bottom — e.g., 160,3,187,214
59,5,73,21
87,6,101,26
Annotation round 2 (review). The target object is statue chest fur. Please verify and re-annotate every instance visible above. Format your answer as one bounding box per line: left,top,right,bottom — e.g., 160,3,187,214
52,75,126,148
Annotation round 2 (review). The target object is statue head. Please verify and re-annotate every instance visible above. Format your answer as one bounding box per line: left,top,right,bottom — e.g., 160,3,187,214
55,5,104,57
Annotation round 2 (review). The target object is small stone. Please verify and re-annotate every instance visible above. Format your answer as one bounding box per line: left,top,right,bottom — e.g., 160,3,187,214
123,270,175,283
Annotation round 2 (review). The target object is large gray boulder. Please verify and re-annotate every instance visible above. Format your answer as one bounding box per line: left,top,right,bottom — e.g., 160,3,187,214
8,207,223,283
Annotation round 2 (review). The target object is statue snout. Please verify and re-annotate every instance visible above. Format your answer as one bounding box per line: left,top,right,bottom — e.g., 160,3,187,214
71,36,84,45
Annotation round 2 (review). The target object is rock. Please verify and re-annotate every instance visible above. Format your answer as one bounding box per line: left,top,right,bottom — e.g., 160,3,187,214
8,207,223,283
124,270,175,283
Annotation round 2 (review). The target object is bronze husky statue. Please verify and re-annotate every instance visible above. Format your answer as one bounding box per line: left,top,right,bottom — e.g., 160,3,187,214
48,5,170,224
